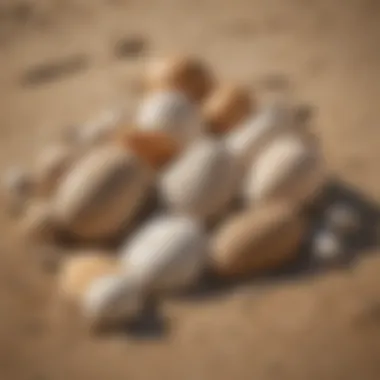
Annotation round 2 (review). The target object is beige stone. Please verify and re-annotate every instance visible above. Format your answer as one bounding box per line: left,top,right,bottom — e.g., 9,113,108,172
52,145,153,241
58,252,119,301
210,202,306,278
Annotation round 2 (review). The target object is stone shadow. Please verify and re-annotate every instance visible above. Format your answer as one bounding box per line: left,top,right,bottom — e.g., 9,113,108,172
179,177,380,302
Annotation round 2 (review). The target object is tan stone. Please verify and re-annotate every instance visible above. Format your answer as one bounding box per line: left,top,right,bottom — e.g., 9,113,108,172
58,252,119,301
210,202,306,278
52,145,153,241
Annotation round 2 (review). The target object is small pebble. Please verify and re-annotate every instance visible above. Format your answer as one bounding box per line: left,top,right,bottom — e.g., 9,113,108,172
311,229,346,267
113,35,148,59
21,55,89,86
324,203,361,235
2,166,33,196
2,167,34,216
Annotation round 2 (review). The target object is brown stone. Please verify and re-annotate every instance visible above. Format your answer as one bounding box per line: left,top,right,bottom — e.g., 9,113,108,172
118,129,182,170
210,202,306,278
203,84,254,135
143,55,215,103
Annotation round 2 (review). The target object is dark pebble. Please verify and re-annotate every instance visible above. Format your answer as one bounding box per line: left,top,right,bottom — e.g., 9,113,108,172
113,35,148,59
20,54,89,86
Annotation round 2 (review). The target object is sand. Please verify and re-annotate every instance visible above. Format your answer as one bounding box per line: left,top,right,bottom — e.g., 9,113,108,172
0,0,379,379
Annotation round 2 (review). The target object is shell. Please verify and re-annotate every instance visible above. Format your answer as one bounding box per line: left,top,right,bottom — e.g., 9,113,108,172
159,137,241,222
203,84,254,135
242,132,325,207
210,202,306,278
118,130,181,170
135,90,204,146
143,55,215,102
33,144,77,197
225,100,295,168
120,214,209,292
82,272,146,329
52,145,153,241
21,200,57,243
58,252,120,301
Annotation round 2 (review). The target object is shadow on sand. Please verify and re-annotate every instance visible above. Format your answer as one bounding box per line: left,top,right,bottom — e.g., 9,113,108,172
176,177,380,302
109,177,380,340
48,178,379,340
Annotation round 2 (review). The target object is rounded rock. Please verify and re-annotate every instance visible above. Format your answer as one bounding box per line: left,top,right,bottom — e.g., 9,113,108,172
143,55,215,103
120,214,209,292
52,145,153,241
118,129,181,170
311,229,345,267
225,100,295,168
203,84,254,135
82,273,146,330
136,90,204,146
210,202,306,278
2,166,33,196
159,137,241,222
242,133,325,207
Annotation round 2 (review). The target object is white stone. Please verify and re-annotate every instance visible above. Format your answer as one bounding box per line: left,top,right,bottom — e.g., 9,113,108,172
120,214,209,292
83,273,145,327
136,91,204,145
159,137,240,221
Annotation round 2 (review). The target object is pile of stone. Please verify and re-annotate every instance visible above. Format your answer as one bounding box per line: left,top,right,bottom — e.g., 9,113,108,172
2,54,361,332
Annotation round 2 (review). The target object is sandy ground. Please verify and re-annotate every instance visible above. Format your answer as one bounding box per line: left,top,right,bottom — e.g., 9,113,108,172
0,0,379,379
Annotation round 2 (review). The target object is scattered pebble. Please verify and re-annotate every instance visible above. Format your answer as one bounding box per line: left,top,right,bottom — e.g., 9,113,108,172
20,54,89,86
311,229,346,267
258,74,291,92
113,35,148,59
2,166,34,217
294,104,314,125
2,166,33,196
324,203,361,236
203,84,254,135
